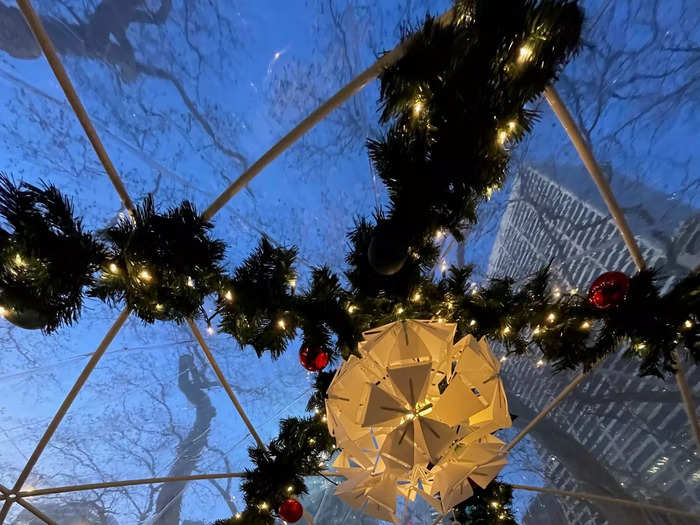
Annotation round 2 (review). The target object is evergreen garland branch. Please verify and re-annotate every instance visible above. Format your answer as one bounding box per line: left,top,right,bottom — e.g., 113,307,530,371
452,480,517,524
370,0,584,246
0,174,105,331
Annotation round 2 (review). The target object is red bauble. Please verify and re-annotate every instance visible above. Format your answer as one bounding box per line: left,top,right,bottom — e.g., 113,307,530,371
278,498,304,523
588,271,630,309
299,345,330,372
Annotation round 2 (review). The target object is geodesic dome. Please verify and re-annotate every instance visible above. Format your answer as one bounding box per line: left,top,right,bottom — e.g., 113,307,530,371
0,1,698,525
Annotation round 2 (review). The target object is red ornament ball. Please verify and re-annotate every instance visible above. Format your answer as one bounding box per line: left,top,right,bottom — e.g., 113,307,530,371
278,498,304,523
588,271,630,309
299,345,330,372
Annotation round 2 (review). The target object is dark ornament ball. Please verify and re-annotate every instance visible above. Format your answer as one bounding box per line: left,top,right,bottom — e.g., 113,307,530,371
3,307,51,330
588,271,630,309
299,345,330,372
278,498,304,523
367,222,408,276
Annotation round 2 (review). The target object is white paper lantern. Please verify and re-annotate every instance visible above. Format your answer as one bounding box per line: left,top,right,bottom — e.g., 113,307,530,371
326,320,512,521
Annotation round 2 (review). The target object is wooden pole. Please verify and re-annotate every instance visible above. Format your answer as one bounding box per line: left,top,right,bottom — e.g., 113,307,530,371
188,320,266,448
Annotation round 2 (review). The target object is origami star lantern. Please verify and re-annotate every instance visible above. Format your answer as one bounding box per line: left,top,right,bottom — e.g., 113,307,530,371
326,320,512,519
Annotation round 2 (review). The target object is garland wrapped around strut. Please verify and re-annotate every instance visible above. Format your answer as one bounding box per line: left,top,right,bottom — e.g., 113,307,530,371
0,175,104,332
90,196,225,323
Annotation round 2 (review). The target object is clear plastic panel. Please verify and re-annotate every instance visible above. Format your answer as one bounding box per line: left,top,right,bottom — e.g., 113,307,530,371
0,0,698,523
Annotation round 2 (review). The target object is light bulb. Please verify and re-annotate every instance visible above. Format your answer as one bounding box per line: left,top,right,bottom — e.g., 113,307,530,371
321,415,327,422
497,130,508,145
441,260,448,273
547,313,556,323
500,356,507,363
138,269,152,281
536,359,544,367
502,326,511,335
288,278,296,290
347,304,357,314
469,319,477,327
437,317,445,323
287,486,294,493
235,513,241,519
684,319,693,329
308,438,316,445
186,276,194,288
553,288,561,298
206,324,215,335
156,303,164,311
570,288,578,295
533,326,541,335
491,501,500,508
224,290,233,302
14,254,24,266
413,101,423,116
109,263,119,273
412,292,421,302
434,229,444,240
518,45,533,62
259,502,268,510
0,306,7,317
508,121,516,131
581,321,591,330
277,319,286,329
397,306,404,314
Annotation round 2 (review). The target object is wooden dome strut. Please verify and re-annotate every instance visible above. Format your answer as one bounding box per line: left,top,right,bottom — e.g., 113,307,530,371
1,1,697,524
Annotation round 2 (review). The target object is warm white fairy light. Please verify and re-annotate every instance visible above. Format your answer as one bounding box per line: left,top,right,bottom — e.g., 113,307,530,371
434,229,444,240
235,513,241,519
581,320,591,330
508,121,516,131
321,414,327,422
547,312,556,323
437,317,445,323
502,326,511,335
277,319,286,329
138,269,152,282
286,486,294,493
308,438,316,445
186,276,194,288
553,287,561,298
0,306,7,317
14,254,24,266
347,304,357,314
288,278,297,290
413,100,423,116
533,326,542,335
500,356,507,363
518,45,533,62
635,342,646,351
684,319,693,329
570,288,578,295
441,260,448,273
109,263,119,273
155,303,164,311
412,292,421,302
224,290,233,302
469,319,477,327
206,324,215,335
497,130,508,145
536,359,545,367
259,502,269,511
313,408,320,415
491,501,500,508
396,306,405,314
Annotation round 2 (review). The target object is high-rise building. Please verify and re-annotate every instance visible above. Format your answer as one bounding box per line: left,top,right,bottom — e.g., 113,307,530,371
488,165,700,525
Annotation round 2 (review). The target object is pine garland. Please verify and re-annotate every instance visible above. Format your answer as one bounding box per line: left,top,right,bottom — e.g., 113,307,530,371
90,196,225,323
0,175,104,332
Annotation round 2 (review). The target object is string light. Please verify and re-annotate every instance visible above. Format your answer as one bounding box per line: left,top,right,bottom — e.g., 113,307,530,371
186,276,194,288
437,317,445,323
499,356,507,363
138,269,152,282
413,100,423,116
277,319,286,329
536,359,545,367
0,306,7,317
553,288,561,299
108,263,119,273
288,278,297,291
14,254,24,266
396,306,405,314
206,324,215,335
518,45,533,62
434,229,444,240
441,260,448,273
321,414,327,422
313,408,320,415
469,319,477,327
308,438,316,445
491,501,500,508
347,304,357,314
502,326,511,335
580,320,591,330
533,326,542,335
684,319,693,329
497,130,508,145
546,313,556,323
155,303,164,312
287,486,294,493
235,513,241,519
259,502,269,511
224,290,233,302
570,288,578,295
635,342,646,351
412,292,421,302
508,121,516,131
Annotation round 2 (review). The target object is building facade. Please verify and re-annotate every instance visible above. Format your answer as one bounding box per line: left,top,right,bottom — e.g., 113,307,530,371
488,165,700,525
